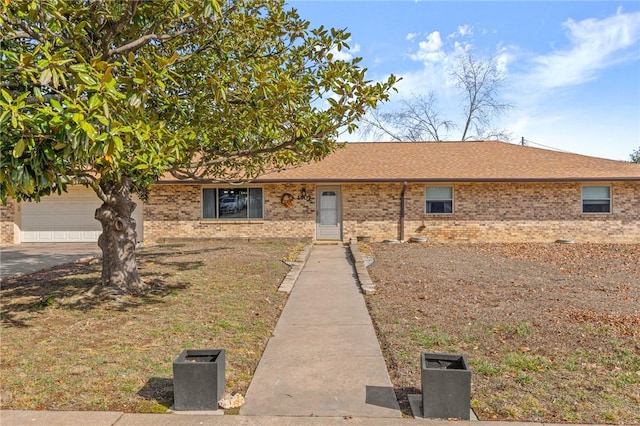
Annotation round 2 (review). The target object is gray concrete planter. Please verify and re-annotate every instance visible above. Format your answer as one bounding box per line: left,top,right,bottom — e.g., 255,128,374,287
173,349,225,411
421,352,471,420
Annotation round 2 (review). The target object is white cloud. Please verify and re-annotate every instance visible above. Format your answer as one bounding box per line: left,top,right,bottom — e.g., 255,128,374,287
359,9,639,155
397,32,481,102
330,42,361,61
530,10,640,89
450,24,473,38
406,32,419,41
409,31,445,63
452,41,470,55
494,44,518,75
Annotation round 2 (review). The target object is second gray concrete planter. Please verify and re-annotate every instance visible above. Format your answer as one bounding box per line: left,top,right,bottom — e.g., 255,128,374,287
421,352,471,420
173,349,225,411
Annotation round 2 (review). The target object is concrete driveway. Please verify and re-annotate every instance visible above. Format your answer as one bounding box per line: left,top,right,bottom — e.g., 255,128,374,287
0,243,101,279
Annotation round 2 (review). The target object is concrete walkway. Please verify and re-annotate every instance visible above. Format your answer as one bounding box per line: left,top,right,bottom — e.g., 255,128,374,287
240,244,401,418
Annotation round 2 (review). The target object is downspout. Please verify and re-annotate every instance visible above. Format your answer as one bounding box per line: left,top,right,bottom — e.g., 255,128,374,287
399,181,408,242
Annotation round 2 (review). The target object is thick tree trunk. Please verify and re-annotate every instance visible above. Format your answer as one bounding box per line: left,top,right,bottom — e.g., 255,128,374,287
94,179,146,293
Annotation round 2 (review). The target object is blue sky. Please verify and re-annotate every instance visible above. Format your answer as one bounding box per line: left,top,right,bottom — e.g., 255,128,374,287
287,1,640,161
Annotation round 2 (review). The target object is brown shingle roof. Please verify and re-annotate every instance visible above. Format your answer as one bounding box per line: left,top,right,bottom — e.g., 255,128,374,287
255,141,640,182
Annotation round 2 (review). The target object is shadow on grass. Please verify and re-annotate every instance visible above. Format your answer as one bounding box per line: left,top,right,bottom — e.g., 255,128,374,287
138,377,174,411
0,248,195,327
1,242,263,327
138,244,234,262
135,244,236,273
140,261,204,273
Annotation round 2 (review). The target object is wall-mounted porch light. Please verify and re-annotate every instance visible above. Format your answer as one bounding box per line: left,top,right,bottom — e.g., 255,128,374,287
297,187,312,202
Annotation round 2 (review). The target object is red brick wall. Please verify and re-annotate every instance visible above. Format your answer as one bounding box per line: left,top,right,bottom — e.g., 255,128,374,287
143,181,640,244
395,182,639,243
143,184,316,242
2,181,637,244
0,198,16,244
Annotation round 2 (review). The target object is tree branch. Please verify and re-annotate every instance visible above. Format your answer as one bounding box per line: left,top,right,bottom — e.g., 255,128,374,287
105,3,241,59
100,0,140,58
0,30,31,41
169,129,335,181
107,27,196,57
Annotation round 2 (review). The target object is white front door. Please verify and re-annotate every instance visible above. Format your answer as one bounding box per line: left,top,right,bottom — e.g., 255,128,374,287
316,186,342,240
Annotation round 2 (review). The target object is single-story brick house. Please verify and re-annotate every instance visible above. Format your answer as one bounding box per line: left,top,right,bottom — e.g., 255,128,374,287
2,141,639,244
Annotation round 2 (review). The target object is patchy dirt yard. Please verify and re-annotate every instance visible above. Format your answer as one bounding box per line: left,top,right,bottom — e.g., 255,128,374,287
1,239,300,412
365,243,640,424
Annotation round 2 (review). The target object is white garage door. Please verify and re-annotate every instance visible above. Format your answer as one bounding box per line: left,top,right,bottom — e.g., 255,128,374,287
20,187,143,243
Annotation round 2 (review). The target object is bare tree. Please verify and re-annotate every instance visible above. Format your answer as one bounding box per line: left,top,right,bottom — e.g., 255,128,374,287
362,51,514,142
453,51,513,141
362,92,454,141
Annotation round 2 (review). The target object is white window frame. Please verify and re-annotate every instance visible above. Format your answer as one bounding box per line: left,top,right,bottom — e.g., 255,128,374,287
425,185,454,215
201,186,264,220
581,185,611,214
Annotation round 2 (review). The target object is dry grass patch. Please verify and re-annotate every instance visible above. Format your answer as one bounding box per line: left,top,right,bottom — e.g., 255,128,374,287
366,243,640,424
1,239,302,412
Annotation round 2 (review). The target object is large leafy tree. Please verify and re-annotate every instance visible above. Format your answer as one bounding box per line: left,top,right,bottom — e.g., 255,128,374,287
0,1,395,293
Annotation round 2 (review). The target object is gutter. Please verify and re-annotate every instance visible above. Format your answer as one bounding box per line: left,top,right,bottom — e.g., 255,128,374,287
399,181,408,242
155,176,640,185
